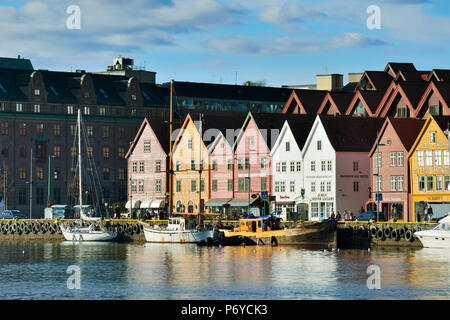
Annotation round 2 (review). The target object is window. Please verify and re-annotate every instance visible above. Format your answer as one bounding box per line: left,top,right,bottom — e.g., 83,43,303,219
34,89,40,96
37,167,44,180
376,176,382,192
103,146,110,159
176,181,181,193
53,124,61,137
1,122,8,135
131,109,137,117
1,144,8,157
430,131,436,144
417,151,424,167
53,145,61,158
227,159,233,171
71,146,77,157
445,176,450,191
138,180,144,192
397,107,407,118
290,181,295,193
353,161,359,171
261,157,267,169
176,161,181,172
327,161,332,171
311,203,319,218
139,161,144,172
118,127,125,138
67,105,74,114
321,161,326,171
228,179,233,192
290,161,295,172
296,161,301,171
261,177,267,192
375,152,382,168
311,181,316,192
102,126,110,138
36,123,44,136
200,160,204,171
426,176,433,191
132,162,137,173
276,162,280,172
131,180,137,192
326,181,331,192
156,180,161,192
429,105,439,115
445,151,450,166
238,178,247,192
311,161,316,172
118,168,125,180
398,176,404,191
84,106,90,115
19,123,26,136
99,107,106,116
435,150,442,166
188,139,192,150
397,152,404,167
285,141,290,152
118,147,125,159
248,136,254,146
155,161,161,172
191,180,197,192
16,103,23,112
353,181,360,192
275,181,280,193
70,125,76,137
320,181,325,192
87,147,93,157
200,180,205,193
390,152,397,166
280,181,286,192
131,94,137,101
144,141,151,152
391,176,397,191
212,180,218,192
212,160,218,171
436,176,443,191
425,151,433,167
19,167,26,180
191,160,196,171
281,162,286,172
34,104,40,113
245,158,249,170
103,168,110,180
317,140,322,150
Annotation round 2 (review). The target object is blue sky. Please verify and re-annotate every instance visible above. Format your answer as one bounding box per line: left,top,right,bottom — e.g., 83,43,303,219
1,0,450,86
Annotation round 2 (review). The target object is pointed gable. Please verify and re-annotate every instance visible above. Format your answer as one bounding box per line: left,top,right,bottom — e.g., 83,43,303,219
384,62,416,78
282,89,327,115
318,91,354,115
416,81,450,118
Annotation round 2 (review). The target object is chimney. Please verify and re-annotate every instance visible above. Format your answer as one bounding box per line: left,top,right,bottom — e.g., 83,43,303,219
316,74,343,91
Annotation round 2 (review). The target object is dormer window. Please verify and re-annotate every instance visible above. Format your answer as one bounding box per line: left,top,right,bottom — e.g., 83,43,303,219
430,131,436,144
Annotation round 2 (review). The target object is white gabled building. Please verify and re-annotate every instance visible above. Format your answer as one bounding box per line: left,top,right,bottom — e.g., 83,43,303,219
301,115,384,221
270,116,315,219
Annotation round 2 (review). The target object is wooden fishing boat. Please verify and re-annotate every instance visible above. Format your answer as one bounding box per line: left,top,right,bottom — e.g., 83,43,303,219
220,216,337,247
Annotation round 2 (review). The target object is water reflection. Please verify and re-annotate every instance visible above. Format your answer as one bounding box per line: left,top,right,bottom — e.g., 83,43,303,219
0,242,449,300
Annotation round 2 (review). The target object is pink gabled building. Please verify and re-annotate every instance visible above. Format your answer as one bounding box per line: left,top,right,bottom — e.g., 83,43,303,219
125,117,173,218
367,117,425,222
231,112,288,216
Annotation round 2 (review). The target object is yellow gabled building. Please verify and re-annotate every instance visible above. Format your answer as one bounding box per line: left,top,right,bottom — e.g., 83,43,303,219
408,115,450,222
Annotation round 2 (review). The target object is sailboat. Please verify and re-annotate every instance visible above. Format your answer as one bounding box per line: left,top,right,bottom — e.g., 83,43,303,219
142,80,213,243
60,109,117,242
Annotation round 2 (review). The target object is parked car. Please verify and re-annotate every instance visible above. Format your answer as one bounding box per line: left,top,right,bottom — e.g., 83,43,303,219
356,211,386,222
1,210,27,219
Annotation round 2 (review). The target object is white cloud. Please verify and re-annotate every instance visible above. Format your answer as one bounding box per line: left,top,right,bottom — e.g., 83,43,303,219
257,2,326,24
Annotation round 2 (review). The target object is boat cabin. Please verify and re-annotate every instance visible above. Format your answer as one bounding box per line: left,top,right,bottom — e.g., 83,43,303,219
238,216,281,233
167,217,187,231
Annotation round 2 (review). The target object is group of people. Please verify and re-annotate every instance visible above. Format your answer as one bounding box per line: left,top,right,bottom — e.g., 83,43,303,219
330,210,355,221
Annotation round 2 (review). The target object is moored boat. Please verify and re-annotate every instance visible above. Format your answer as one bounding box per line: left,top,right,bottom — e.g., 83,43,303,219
415,215,450,248
142,217,213,243
220,216,337,247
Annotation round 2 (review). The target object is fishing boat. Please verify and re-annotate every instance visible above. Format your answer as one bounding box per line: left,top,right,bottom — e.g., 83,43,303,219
60,109,117,242
220,215,337,247
142,217,213,243
415,215,450,248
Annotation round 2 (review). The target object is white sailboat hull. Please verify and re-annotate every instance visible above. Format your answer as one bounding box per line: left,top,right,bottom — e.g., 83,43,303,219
143,226,213,243
61,224,117,242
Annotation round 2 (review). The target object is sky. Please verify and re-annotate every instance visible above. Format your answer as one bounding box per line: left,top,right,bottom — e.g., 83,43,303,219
1,0,450,87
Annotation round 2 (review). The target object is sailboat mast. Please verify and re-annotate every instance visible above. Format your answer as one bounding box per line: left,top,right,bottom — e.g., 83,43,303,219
78,109,83,219
169,80,173,218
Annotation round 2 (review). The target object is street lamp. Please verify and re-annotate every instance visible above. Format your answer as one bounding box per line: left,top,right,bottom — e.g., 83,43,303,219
129,141,134,219
374,130,385,222
26,148,38,219
248,148,257,215
47,154,57,207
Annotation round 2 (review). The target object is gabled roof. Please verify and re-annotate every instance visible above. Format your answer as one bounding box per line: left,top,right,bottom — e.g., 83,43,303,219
318,115,384,152
282,89,328,114
0,57,33,70
395,70,429,82
358,71,392,91
369,117,425,157
284,115,316,150
408,115,450,158
428,69,450,82
378,82,427,118
384,62,416,78
413,81,450,117
431,115,450,133
40,70,78,103
346,90,385,116
0,68,32,101
125,117,180,158
318,91,354,115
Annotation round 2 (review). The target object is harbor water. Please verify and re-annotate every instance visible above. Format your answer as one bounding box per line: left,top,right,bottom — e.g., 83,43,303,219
0,241,449,300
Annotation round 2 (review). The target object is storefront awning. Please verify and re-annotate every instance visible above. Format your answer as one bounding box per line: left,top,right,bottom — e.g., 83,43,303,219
228,198,257,207
125,200,141,209
274,200,295,205
205,198,232,207
150,199,166,208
